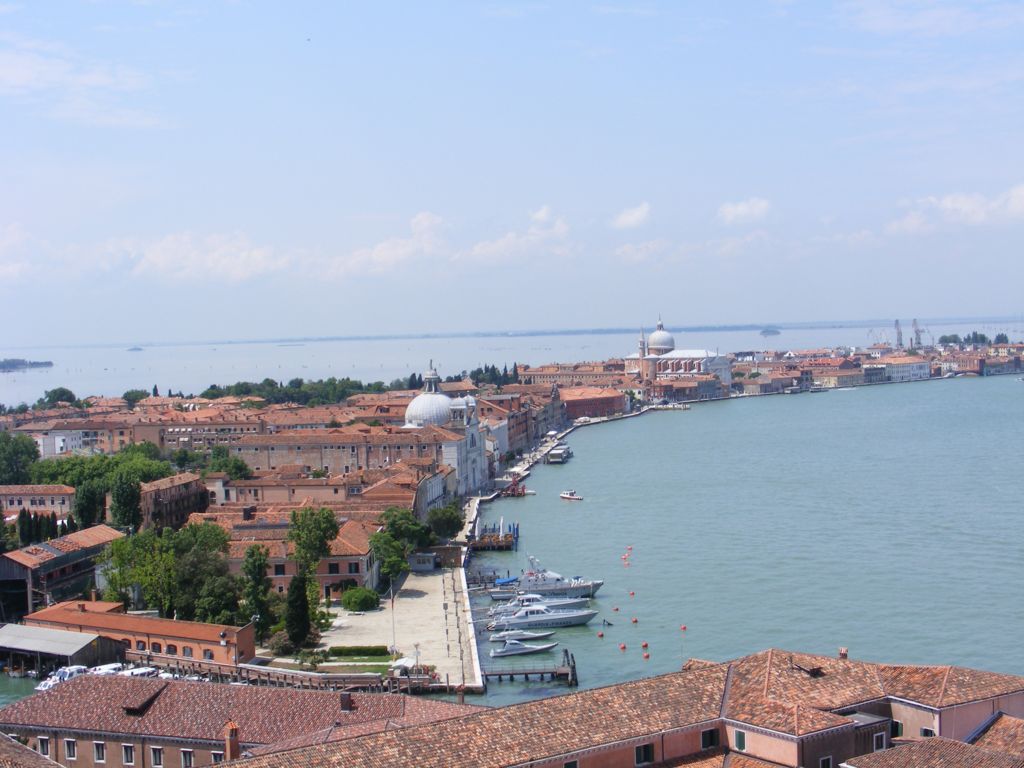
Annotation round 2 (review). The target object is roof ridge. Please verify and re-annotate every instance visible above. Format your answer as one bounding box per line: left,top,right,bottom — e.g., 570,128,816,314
938,665,953,707
763,648,774,698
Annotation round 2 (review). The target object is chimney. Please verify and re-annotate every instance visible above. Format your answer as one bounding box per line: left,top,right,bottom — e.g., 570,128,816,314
838,647,849,660
77,603,86,612
242,505,255,521
223,722,240,762
90,588,98,601
339,691,353,712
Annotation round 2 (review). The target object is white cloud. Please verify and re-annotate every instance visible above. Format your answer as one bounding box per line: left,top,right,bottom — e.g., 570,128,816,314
325,212,445,278
0,32,157,126
889,183,1024,234
717,197,771,225
461,206,570,263
610,202,651,230
114,232,287,282
615,239,668,263
843,0,1024,37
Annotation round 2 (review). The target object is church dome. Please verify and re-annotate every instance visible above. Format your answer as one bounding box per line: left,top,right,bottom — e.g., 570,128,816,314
404,364,452,427
647,319,675,354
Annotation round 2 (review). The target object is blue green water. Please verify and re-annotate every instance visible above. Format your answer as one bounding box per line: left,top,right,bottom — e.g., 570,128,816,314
474,376,1024,705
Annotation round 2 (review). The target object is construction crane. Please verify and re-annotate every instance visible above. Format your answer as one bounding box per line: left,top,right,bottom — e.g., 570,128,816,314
895,319,904,349
912,319,923,349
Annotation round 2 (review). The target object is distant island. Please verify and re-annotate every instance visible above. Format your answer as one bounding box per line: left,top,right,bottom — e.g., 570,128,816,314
127,347,144,352
760,328,781,337
0,358,53,372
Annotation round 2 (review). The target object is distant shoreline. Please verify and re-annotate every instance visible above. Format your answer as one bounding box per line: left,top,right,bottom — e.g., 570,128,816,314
3,315,1021,352
0,358,53,373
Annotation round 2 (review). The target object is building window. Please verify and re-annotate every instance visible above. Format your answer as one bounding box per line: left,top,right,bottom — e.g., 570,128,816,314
701,729,719,749
122,744,135,765
211,752,224,764
348,561,360,574
874,732,886,751
37,738,49,757
166,644,177,655
920,728,935,738
891,721,903,738
203,649,214,660
564,762,578,768
635,743,654,765
65,739,77,760
94,742,106,763
181,750,193,768
820,757,832,768
274,564,285,576
735,731,746,752
151,747,163,767
328,562,339,575
136,640,146,651
182,646,193,658
152,642,162,653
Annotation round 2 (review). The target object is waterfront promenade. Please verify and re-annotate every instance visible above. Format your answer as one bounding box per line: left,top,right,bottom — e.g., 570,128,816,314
319,569,483,692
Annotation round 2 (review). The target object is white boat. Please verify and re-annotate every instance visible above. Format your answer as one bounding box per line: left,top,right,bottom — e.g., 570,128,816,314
34,678,58,692
488,556,604,600
119,666,159,678
559,490,583,501
487,630,556,643
488,594,590,616
89,663,125,676
486,605,598,631
489,639,559,658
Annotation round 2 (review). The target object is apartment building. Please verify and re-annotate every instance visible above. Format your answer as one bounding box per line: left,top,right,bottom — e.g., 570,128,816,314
0,485,76,519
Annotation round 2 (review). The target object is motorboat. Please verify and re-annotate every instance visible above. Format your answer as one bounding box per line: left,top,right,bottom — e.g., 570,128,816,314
34,665,89,691
489,639,559,658
486,605,599,631
488,594,590,616
559,490,583,501
487,630,556,643
489,556,604,600
34,677,58,692
119,666,159,678
89,663,125,676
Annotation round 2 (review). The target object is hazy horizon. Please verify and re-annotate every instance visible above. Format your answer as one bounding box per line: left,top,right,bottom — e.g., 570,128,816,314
3,2,1023,347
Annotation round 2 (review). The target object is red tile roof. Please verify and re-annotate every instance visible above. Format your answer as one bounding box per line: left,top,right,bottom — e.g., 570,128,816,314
0,486,76,495
0,677,473,748
846,737,1024,768
25,603,245,643
973,714,1024,756
2,525,123,569
0,733,57,768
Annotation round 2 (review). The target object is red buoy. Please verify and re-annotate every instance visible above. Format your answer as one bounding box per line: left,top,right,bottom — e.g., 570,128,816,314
641,641,648,649
680,625,687,631
613,606,619,612
597,631,604,638
629,591,635,597
643,652,650,660
619,643,626,651
627,545,633,550
631,617,638,624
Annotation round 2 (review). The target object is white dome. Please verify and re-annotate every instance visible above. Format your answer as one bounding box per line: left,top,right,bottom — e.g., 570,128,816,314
404,363,452,427
648,319,675,353
404,392,452,427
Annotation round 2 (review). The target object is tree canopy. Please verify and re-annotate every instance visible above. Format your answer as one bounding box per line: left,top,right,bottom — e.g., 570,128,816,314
287,507,340,576
0,432,40,485
426,502,464,539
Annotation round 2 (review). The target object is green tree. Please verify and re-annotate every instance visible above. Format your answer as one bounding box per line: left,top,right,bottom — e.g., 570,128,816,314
287,507,340,576
995,333,1009,344
369,531,410,585
0,432,40,485
285,571,311,647
195,574,244,624
380,507,433,549
426,503,464,539
209,446,253,480
16,509,31,546
938,334,962,345
74,479,105,528
341,586,380,612
39,387,77,406
241,545,273,640
109,470,142,530
122,389,149,408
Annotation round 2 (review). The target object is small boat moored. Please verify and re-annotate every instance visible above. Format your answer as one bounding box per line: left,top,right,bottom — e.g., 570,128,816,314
487,630,556,643
488,593,590,616
489,639,559,658
487,605,599,631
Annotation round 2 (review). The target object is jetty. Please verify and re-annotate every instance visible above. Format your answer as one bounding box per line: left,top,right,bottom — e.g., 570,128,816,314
482,648,578,686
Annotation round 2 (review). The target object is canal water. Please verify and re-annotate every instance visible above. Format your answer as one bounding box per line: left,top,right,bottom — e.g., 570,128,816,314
473,375,1024,706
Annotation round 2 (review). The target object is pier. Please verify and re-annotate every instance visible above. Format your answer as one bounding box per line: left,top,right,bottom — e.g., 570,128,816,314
482,649,578,686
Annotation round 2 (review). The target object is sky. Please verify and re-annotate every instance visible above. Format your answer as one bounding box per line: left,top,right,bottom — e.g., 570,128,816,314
1,0,1023,347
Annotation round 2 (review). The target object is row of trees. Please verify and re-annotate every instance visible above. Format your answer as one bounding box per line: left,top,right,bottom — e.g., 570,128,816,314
199,377,389,406
368,504,464,586
170,445,253,480
15,509,79,546
938,331,1010,346
443,363,520,387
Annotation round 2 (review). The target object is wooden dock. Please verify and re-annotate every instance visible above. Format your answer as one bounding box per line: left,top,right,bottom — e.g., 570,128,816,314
481,649,578,686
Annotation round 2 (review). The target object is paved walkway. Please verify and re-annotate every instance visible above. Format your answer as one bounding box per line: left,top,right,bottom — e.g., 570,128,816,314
318,570,481,689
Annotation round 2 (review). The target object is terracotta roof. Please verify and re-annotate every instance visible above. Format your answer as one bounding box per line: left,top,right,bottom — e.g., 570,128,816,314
0,733,57,768
0,677,472,748
846,737,1024,768
227,665,729,768
2,525,123,569
140,473,201,492
877,664,1024,708
973,714,1024,756
0,486,76,495
25,603,245,642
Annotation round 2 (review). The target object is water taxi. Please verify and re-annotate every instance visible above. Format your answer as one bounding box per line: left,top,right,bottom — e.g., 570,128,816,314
560,490,583,501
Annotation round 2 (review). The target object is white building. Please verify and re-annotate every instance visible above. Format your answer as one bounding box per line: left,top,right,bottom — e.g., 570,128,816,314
884,356,931,382
625,320,733,387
